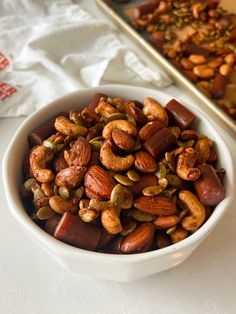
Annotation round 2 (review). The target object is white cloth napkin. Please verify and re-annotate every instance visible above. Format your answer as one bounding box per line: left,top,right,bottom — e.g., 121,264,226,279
0,0,172,117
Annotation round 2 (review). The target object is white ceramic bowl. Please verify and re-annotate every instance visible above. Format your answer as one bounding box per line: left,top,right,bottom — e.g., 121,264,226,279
2,85,234,282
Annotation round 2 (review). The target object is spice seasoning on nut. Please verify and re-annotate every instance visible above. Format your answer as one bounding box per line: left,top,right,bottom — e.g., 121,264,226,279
119,0,236,119
21,93,226,254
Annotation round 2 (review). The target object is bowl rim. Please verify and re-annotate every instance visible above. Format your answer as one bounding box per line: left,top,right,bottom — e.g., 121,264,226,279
2,84,235,263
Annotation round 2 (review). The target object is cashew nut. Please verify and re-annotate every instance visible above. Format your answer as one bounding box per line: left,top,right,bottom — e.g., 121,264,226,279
170,226,188,243
179,190,206,231
100,140,134,171
191,2,206,19
194,137,213,164
78,199,98,223
30,145,54,183
95,100,118,118
54,116,88,136
102,120,137,139
176,148,201,181
101,208,122,235
143,97,168,125
49,195,78,215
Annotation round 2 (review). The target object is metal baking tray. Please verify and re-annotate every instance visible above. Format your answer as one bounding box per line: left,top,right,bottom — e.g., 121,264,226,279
96,0,236,138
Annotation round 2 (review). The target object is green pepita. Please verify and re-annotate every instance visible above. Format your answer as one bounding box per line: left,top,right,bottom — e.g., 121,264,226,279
24,178,39,193
121,221,137,236
158,178,168,189
165,152,176,172
37,206,55,220
142,185,163,196
58,186,70,200
127,169,140,182
75,186,84,200
89,141,102,152
166,225,177,235
169,126,181,139
166,174,182,187
114,174,134,186
131,209,156,222
104,113,127,124
89,198,113,210
177,140,195,147
161,187,178,199
110,184,133,209
43,140,57,152
156,162,167,179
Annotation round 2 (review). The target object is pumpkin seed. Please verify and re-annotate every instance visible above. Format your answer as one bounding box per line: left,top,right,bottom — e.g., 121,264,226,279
69,111,84,125
33,188,45,201
165,152,176,172
166,225,177,235
177,140,194,147
132,138,142,152
110,184,133,209
89,141,102,152
75,186,84,200
161,187,178,198
79,208,98,223
37,206,55,220
105,113,127,124
166,174,182,187
114,174,134,186
156,162,167,179
89,198,113,210
127,169,140,182
158,178,168,189
126,114,136,126
41,182,54,197
142,185,163,196
58,186,70,200
178,208,189,221
121,221,137,236
131,209,156,222
24,178,39,193
54,135,64,145
169,126,181,138
43,140,57,152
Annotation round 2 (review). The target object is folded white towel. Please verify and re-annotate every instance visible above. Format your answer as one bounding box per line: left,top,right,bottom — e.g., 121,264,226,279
0,0,172,117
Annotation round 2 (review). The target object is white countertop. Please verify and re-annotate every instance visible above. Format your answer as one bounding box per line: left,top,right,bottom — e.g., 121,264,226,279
0,1,236,314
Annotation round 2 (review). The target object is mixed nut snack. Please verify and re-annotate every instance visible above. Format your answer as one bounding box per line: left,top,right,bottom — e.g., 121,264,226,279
116,0,236,119
21,93,226,254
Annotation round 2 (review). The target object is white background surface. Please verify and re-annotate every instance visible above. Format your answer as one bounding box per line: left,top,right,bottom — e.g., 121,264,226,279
1,1,236,314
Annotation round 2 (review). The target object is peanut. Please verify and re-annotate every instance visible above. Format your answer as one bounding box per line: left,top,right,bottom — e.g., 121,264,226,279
189,54,206,65
193,65,215,79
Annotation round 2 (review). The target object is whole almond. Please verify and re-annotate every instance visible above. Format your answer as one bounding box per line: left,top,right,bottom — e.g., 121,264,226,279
84,165,116,199
134,196,177,215
153,215,179,229
112,129,135,152
139,120,165,142
121,223,155,253
126,102,147,126
64,137,91,166
134,151,157,173
55,166,86,189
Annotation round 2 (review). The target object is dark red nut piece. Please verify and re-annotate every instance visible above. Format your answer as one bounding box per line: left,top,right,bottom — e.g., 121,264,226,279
124,0,160,20
126,102,147,126
97,229,115,250
182,70,198,83
54,212,102,251
87,93,107,110
103,236,124,254
28,112,68,147
211,74,228,99
150,31,164,53
207,0,220,9
228,27,236,43
181,129,198,141
193,164,225,206
156,233,171,249
128,174,158,198
139,120,165,142
182,44,211,57
143,127,177,161
165,99,196,130
44,215,61,236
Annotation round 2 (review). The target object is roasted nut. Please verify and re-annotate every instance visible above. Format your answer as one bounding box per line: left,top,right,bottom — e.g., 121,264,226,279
139,120,165,141
101,208,122,235
102,120,137,139
208,57,223,69
127,169,140,182
87,93,107,110
105,113,127,124
79,208,98,223
142,185,163,196
54,116,88,137
180,58,194,70
194,164,225,206
95,100,118,118
30,145,54,183
179,190,206,231
114,174,134,186
180,129,198,141
225,54,235,66
128,174,158,198
55,166,86,189
100,140,134,171
125,101,147,125
120,223,155,254
37,206,55,220
53,154,68,173
134,195,177,215
154,215,179,229
170,226,188,243
131,209,156,222
181,70,198,83
49,195,78,215
194,137,213,164
112,129,135,152
64,137,91,166
89,198,113,210
156,233,171,248
219,64,231,76
193,65,215,79
110,184,133,209
189,54,206,65
176,148,201,181
121,221,137,236
134,151,157,173
143,97,168,125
